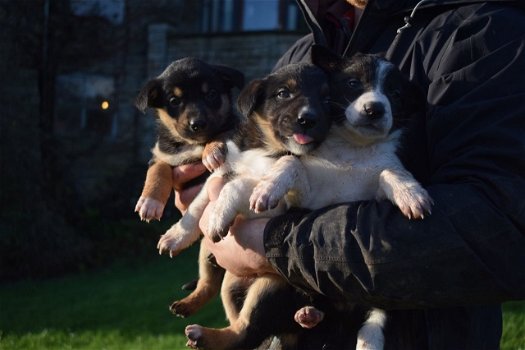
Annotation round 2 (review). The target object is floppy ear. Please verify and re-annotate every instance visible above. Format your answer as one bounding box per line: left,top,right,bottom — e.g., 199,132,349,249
311,45,344,72
211,64,245,90
135,78,163,113
237,79,264,117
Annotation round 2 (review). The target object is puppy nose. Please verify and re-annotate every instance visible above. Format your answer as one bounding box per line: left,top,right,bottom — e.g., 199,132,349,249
363,102,385,119
297,110,317,129
189,119,207,132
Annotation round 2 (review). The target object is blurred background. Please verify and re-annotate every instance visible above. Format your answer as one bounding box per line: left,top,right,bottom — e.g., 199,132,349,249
0,0,307,281
0,1,309,349
0,1,523,349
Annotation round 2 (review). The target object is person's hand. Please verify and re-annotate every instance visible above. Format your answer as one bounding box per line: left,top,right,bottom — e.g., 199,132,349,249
199,176,276,277
173,163,207,213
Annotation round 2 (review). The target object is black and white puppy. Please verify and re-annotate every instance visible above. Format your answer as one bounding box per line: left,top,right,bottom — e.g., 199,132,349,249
249,46,432,350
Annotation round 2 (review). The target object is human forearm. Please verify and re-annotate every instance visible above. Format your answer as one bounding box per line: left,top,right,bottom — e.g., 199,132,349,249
264,184,525,309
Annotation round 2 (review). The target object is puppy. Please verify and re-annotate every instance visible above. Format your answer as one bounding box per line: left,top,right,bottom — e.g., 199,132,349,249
250,46,432,350
133,57,244,317
156,63,332,350
134,57,244,222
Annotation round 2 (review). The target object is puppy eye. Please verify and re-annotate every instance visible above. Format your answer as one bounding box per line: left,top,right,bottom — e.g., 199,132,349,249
276,89,291,99
205,89,219,102
169,96,182,106
347,78,361,88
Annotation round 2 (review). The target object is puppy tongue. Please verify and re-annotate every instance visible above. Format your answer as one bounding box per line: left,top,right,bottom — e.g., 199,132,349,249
293,133,314,145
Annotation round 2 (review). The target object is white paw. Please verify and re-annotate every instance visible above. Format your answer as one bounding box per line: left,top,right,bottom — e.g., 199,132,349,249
393,186,433,220
249,180,283,213
135,196,165,222
157,226,189,257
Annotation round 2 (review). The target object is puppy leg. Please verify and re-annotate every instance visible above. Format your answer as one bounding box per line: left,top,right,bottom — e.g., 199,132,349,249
185,275,298,350
135,160,173,222
157,179,212,257
206,177,258,242
356,308,386,350
170,241,224,317
250,155,309,213
378,159,433,219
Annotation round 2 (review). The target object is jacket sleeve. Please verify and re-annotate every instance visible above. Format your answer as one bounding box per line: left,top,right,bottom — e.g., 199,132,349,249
263,5,525,310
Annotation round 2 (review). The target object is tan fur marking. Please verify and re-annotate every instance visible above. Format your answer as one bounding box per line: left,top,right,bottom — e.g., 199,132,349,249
140,160,173,203
254,113,287,153
286,78,297,90
173,86,183,97
156,108,197,144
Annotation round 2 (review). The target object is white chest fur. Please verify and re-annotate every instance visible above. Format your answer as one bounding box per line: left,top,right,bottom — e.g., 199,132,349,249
299,129,402,209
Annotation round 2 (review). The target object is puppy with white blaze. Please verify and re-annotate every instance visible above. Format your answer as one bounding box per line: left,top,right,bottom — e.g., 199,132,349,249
249,46,433,350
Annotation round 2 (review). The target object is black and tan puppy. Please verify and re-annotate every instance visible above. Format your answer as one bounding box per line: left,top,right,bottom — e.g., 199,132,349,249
134,57,244,222
134,57,244,318
155,63,332,350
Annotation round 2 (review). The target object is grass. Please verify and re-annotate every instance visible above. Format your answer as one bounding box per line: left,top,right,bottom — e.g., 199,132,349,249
0,245,523,350
0,245,226,350
502,301,525,350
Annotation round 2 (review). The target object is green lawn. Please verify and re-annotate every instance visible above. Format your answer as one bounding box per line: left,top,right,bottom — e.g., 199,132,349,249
0,245,226,350
0,245,523,350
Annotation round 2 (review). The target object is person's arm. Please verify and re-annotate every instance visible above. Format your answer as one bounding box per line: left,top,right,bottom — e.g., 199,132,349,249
202,6,525,309
263,8,525,309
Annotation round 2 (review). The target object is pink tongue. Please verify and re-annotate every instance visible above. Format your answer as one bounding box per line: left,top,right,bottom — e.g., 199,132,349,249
293,133,314,145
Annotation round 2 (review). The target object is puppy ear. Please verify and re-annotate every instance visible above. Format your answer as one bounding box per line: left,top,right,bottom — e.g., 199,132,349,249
211,65,245,90
311,45,343,72
135,79,163,113
237,79,264,117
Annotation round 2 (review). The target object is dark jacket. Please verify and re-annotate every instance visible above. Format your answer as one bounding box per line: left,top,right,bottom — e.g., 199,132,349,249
265,0,525,349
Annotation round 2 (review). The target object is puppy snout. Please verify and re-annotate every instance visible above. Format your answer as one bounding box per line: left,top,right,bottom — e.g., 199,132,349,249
189,118,207,132
297,109,317,129
363,101,385,119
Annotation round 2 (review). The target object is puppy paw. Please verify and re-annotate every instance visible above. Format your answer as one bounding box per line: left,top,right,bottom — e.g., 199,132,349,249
185,324,204,349
206,203,234,242
394,186,433,220
202,141,227,172
135,196,165,222
294,306,325,329
157,226,188,257
170,300,193,318
249,180,283,213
